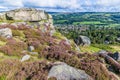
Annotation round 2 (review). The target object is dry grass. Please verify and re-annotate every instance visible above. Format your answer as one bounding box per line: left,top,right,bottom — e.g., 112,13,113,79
110,45,120,52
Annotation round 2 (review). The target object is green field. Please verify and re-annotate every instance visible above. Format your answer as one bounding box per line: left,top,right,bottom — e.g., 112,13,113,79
73,21,104,25
51,12,120,27
51,12,120,53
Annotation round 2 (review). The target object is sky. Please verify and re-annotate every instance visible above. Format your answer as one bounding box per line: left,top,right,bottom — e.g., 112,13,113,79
0,0,120,12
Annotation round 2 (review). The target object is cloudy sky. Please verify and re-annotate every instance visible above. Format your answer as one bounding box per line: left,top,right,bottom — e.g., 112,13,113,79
0,0,120,12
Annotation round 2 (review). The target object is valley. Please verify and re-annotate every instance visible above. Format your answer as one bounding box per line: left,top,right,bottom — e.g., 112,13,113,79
52,12,120,53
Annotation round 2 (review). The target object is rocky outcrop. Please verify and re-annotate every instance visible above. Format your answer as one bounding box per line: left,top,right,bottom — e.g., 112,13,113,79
48,62,93,80
0,28,12,38
0,8,55,34
74,35,91,46
0,8,52,23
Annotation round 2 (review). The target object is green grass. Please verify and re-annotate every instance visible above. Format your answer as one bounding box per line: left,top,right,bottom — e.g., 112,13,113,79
73,21,105,25
110,45,120,52
12,30,26,41
80,45,100,54
0,41,6,46
0,75,6,80
80,44,120,53
91,44,115,52
55,20,68,23
108,24,120,27
53,31,66,40
0,52,19,61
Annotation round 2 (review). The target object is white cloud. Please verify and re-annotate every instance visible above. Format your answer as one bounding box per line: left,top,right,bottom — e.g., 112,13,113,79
2,0,23,7
0,0,120,12
97,0,120,6
23,0,81,9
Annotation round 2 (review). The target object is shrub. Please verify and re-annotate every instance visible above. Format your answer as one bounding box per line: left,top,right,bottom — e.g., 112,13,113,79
0,59,52,80
17,24,29,30
0,59,20,79
0,37,7,42
0,39,27,56
12,30,25,37
59,40,71,51
15,61,52,80
40,44,112,80
0,24,17,30
79,54,110,80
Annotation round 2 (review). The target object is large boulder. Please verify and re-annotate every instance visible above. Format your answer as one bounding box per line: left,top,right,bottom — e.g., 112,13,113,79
0,8,55,34
0,28,12,38
48,62,93,80
74,35,91,46
0,8,52,22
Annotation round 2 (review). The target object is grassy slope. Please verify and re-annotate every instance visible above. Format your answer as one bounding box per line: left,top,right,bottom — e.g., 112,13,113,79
80,44,120,54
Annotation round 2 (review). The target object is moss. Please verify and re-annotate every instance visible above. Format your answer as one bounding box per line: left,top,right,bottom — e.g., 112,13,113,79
12,30,26,41
0,36,7,46
0,37,7,42
0,41,6,46
0,75,6,80
91,44,115,52
80,45,100,54
53,31,66,40
12,30,25,37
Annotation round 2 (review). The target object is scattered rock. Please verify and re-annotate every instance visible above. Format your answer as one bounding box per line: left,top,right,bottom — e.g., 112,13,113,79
48,62,93,80
74,35,91,46
28,46,35,52
116,37,120,42
104,40,110,44
113,52,120,61
0,28,12,38
0,8,55,35
105,51,120,62
21,55,30,62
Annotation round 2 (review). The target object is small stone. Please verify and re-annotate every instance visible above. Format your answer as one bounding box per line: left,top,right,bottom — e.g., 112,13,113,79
0,28,12,38
113,52,120,61
28,46,35,52
21,55,30,62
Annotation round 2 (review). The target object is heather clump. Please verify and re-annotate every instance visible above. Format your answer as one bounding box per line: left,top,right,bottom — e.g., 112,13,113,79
0,39,27,56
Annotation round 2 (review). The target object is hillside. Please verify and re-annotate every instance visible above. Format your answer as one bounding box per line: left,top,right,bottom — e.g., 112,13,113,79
52,12,120,27
52,12,120,53
0,8,119,80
